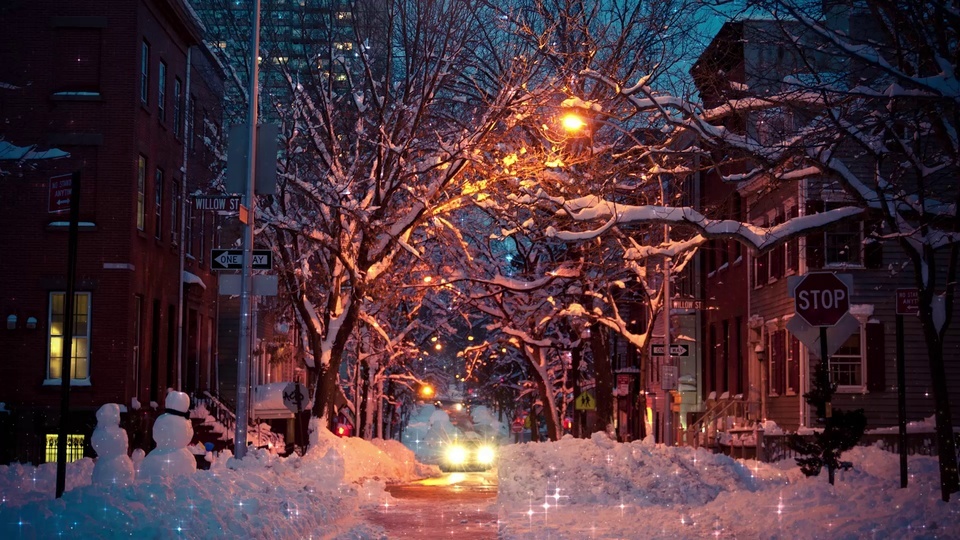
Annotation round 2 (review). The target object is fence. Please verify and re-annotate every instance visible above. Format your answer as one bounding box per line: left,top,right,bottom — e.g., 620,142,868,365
756,431,958,463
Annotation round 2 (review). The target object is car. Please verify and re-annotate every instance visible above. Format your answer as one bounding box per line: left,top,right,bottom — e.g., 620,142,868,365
439,432,497,472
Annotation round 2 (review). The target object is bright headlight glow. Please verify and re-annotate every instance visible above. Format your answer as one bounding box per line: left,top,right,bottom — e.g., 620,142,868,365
445,445,468,465
476,445,496,465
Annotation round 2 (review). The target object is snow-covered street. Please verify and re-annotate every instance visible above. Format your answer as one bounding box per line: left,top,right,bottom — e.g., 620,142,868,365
4,422,960,539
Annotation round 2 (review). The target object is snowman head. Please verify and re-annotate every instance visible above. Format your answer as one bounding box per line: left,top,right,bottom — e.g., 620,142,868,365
165,391,190,416
96,403,121,427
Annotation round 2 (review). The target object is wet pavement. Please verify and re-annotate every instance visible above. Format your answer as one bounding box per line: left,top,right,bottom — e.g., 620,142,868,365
363,471,499,539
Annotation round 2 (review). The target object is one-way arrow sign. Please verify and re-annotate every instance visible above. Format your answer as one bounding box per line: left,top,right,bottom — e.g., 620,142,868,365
211,249,273,270
651,343,690,357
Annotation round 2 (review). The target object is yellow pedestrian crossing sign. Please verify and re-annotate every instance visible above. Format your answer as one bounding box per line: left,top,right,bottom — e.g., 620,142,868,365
575,392,596,411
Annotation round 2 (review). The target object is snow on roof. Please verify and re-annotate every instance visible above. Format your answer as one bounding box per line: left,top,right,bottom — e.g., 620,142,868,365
0,141,69,161
181,270,206,289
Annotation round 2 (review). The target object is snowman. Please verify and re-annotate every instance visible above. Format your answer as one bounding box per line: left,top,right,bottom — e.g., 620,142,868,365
91,403,135,487
139,390,196,479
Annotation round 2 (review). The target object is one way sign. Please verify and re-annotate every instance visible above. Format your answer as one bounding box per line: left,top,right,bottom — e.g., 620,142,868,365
651,343,690,357
211,249,273,270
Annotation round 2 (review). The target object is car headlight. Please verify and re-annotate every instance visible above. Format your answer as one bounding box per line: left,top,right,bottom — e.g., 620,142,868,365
476,445,496,465
445,445,468,465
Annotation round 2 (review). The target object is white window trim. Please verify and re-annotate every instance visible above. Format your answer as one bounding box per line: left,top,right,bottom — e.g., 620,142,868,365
830,326,866,393
45,291,92,386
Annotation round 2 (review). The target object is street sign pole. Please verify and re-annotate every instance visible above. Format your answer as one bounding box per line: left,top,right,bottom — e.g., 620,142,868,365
234,0,260,460
895,288,917,488
55,170,80,499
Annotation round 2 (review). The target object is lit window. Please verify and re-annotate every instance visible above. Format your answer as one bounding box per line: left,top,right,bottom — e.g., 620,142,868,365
336,11,352,21
334,42,353,51
48,292,91,382
137,155,146,231
45,434,85,463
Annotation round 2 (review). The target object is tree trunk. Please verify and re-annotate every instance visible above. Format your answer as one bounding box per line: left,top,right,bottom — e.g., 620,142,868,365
591,323,614,434
571,344,583,438
535,375,560,441
920,310,960,501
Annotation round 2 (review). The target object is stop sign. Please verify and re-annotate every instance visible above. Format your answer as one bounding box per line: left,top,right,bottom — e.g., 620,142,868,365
794,273,850,326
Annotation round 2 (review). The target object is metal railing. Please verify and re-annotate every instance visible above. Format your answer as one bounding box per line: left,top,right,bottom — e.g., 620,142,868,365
194,391,285,452
680,397,760,449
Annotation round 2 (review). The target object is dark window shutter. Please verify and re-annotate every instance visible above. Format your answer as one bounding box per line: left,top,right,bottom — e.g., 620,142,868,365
788,334,800,393
866,322,886,392
864,213,884,269
805,200,824,269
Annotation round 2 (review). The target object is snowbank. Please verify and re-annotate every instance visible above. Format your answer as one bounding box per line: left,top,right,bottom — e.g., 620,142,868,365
0,420,438,538
497,434,960,539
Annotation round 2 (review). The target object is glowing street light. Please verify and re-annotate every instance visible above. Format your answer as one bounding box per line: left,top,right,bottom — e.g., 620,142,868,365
561,112,588,133
419,383,435,399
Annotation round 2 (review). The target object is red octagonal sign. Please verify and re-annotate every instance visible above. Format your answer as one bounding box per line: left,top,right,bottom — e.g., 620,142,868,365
794,273,850,327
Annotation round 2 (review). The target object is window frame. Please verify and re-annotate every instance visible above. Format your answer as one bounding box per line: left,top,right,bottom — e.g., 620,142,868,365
823,199,864,267
173,78,182,137
154,168,163,240
171,178,181,245
45,433,85,463
158,60,167,121
137,155,146,231
828,328,866,392
46,291,92,385
140,41,149,105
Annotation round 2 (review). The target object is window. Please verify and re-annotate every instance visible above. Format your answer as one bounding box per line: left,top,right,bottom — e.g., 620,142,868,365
137,155,146,231
171,179,181,245
158,61,167,121
825,202,862,266
140,41,149,104
48,292,91,383
173,78,182,137
154,168,163,239
56,28,102,92
188,95,197,152
769,327,801,396
45,434,85,463
829,330,864,389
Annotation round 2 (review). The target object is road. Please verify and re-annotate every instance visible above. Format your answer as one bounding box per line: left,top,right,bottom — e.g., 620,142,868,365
363,471,499,539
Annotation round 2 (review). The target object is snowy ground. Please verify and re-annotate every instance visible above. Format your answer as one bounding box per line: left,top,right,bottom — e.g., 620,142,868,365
496,432,960,539
4,410,959,539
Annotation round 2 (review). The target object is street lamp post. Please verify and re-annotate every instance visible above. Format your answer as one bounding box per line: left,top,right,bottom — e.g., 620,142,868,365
233,0,261,460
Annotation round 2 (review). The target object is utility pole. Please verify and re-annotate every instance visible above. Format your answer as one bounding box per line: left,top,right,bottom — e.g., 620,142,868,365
233,0,260,460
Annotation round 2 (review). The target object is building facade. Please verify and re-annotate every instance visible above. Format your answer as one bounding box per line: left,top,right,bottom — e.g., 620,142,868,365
0,0,225,463
692,16,960,439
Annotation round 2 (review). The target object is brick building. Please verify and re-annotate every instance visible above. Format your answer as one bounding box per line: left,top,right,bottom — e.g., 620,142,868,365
0,0,225,463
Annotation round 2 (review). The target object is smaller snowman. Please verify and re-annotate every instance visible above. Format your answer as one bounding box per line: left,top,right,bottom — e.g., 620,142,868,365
139,390,196,480
91,403,135,487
